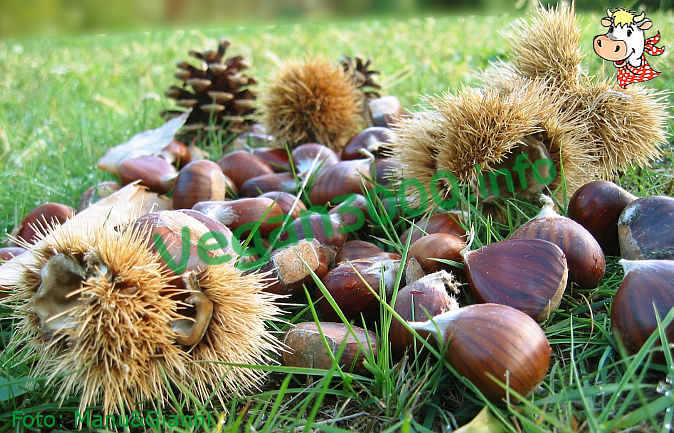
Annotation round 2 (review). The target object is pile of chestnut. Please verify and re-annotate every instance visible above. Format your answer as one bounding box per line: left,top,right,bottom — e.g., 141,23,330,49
2,118,673,404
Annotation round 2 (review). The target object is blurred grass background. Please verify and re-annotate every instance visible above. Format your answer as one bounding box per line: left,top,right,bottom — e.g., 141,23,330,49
1,0,673,38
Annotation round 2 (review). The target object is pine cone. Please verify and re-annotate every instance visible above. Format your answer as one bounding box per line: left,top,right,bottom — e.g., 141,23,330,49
340,55,381,101
162,39,257,137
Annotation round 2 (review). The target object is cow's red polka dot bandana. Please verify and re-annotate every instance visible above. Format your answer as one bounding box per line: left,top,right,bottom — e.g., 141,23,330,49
616,32,665,88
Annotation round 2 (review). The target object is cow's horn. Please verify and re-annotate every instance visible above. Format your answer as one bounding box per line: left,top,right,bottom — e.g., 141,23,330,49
633,11,645,22
606,8,613,17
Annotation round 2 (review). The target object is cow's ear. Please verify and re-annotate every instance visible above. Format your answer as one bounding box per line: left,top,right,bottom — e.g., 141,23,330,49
601,18,612,27
638,19,653,30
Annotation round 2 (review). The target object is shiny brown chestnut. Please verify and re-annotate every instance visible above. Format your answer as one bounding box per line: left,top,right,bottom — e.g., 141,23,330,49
368,95,404,128
252,147,291,172
408,303,551,401
76,181,121,212
11,203,75,245
160,140,191,167
240,172,297,197
612,259,674,358
462,238,568,322
118,154,178,194
192,198,284,236
291,143,339,177
259,191,306,219
402,211,467,245
618,195,674,260
511,195,605,289
342,127,395,160
283,322,377,373
568,181,636,256
319,258,400,322
260,239,333,295
390,271,459,357
335,240,400,263
328,193,369,228
374,158,402,189
173,160,230,210
406,233,466,282
217,150,274,188
277,213,347,252
309,159,373,205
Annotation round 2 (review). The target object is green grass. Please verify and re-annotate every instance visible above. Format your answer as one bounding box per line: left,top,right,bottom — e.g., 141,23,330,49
1,11,674,433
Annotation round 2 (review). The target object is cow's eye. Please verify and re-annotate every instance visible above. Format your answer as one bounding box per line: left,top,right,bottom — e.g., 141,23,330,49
609,26,614,33
627,29,632,37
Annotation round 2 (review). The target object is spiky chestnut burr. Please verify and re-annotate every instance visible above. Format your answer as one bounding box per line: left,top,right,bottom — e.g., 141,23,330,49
162,38,257,137
0,201,282,414
503,2,583,87
260,57,362,152
390,81,598,209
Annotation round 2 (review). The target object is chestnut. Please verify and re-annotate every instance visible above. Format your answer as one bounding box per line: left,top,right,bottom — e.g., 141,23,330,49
319,258,400,322
283,322,377,373
252,147,291,172
0,247,26,262
389,271,459,357
259,191,306,219
341,127,395,160
368,95,403,128
11,203,75,245
309,159,374,206
612,259,674,359
462,238,568,322
406,233,466,282
77,181,121,212
217,150,274,188
568,181,636,256
618,195,674,260
511,195,605,289
192,198,284,236
240,172,297,197
408,303,551,401
160,140,191,167
291,143,339,177
118,154,178,194
259,239,332,295
374,158,402,189
278,213,347,252
172,160,230,210
328,193,369,228
335,240,400,263
402,211,467,245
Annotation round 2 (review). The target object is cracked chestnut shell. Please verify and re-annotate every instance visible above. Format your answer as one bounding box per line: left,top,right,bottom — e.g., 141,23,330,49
511,195,605,289
283,322,377,373
618,195,674,260
462,238,568,322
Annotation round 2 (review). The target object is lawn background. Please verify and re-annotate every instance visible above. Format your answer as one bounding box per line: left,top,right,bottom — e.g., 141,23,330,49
1,8,673,433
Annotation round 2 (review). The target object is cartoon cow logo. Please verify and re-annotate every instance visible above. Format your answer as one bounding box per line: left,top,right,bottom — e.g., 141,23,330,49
593,8,665,88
